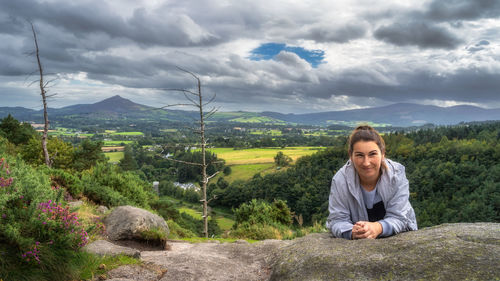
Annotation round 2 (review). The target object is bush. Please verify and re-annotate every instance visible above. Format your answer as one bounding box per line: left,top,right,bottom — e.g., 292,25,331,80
0,155,89,280
83,182,131,207
233,199,293,227
166,220,196,239
49,169,84,198
230,199,293,240
228,222,293,240
81,163,155,208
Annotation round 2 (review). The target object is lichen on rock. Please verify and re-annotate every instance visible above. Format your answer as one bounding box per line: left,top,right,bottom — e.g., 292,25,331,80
269,223,500,281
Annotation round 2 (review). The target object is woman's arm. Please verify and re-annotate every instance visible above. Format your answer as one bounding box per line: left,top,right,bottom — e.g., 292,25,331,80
383,165,418,234
326,176,355,238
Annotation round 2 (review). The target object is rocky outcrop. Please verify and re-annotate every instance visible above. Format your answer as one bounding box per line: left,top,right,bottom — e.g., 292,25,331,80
83,240,140,258
103,206,169,242
140,239,286,281
270,223,500,281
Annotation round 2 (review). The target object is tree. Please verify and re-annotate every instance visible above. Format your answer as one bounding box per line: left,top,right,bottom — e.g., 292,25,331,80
119,145,138,171
72,139,106,171
162,68,220,238
30,23,52,167
274,151,292,167
0,114,38,145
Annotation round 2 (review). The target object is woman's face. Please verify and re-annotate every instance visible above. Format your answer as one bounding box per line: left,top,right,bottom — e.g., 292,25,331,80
351,140,384,184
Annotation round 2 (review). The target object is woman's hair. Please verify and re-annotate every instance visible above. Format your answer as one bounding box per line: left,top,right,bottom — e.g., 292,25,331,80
348,125,387,170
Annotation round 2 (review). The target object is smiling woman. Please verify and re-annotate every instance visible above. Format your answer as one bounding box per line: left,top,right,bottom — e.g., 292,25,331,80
326,125,417,240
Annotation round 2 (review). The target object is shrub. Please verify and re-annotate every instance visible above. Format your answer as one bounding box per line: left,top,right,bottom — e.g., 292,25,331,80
166,219,196,239
81,163,155,208
230,199,293,240
83,181,131,207
233,199,293,227
0,156,89,280
50,169,84,198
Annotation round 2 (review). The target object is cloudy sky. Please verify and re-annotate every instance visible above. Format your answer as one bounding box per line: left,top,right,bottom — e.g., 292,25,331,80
0,0,499,113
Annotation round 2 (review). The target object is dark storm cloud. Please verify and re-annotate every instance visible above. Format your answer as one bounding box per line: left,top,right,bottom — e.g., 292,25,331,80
374,22,463,49
311,65,500,106
300,23,367,43
0,0,220,48
426,0,500,21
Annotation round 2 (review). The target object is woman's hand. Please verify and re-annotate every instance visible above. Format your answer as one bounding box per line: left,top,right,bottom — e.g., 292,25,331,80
352,221,382,239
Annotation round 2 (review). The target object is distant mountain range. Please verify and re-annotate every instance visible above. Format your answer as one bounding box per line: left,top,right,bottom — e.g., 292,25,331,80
1,95,500,127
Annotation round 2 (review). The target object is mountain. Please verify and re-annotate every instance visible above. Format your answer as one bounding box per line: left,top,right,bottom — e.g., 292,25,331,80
56,95,151,114
1,95,499,127
261,103,500,127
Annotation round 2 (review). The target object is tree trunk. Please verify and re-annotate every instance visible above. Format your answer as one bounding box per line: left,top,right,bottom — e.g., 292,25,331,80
31,23,51,168
198,77,209,238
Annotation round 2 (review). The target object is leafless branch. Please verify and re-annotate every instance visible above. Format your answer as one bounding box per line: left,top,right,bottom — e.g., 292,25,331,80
203,92,217,107
206,171,220,182
207,195,217,204
204,107,219,119
166,157,203,166
163,88,198,96
159,103,196,109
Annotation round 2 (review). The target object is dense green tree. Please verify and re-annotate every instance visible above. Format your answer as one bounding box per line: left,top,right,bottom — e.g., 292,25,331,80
0,114,38,145
72,139,106,171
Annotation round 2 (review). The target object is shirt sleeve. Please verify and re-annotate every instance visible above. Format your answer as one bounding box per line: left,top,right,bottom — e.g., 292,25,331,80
378,219,394,237
342,229,353,240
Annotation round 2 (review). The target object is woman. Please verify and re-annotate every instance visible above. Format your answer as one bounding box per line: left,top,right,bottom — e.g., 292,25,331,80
326,125,417,239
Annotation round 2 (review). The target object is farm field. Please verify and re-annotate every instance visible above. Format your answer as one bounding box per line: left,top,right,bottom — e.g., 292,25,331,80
105,151,124,163
110,131,144,136
103,140,134,146
222,163,275,182
207,146,324,165
178,207,235,231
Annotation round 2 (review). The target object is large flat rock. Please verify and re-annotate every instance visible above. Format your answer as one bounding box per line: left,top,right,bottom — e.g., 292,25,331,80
83,240,140,258
269,223,500,281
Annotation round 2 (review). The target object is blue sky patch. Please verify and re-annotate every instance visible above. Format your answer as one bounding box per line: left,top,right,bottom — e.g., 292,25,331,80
249,43,325,67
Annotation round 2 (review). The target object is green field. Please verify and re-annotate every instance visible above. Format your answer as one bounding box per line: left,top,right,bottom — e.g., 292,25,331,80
249,129,283,136
229,116,283,124
326,120,391,127
160,129,179,132
105,152,124,163
221,163,275,182
179,207,234,231
111,132,144,136
206,147,324,165
103,140,133,146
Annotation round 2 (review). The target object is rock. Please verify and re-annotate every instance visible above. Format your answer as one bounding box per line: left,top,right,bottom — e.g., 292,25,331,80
105,265,159,281
82,240,140,258
97,205,109,214
103,206,169,242
141,239,287,281
269,223,500,281
68,200,84,208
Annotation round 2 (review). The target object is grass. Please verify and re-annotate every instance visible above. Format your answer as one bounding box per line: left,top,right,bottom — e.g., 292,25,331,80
160,129,178,132
222,163,275,182
103,140,133,146
178,207,235,231
110,132,144,136
249,129,283,136
78,254,141,280
325,120,392,127
229,116,283,124
105,152,124,163
206,147,324,165
177,237,259,243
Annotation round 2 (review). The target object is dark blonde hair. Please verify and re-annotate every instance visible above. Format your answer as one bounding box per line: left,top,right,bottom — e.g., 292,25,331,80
348,125,387,170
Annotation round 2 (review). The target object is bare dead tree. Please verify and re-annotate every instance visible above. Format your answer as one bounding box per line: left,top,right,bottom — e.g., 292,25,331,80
162,67,219,238
30,23,51,167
